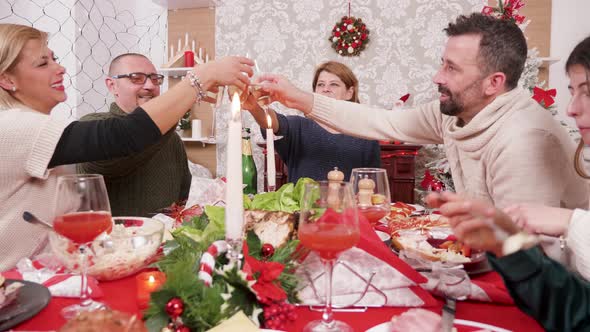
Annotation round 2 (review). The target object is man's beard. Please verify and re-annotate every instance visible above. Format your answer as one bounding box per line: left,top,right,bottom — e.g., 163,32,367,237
438,85,463,116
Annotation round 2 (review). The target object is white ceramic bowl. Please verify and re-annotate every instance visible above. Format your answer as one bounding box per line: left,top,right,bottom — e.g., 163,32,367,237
49,217,164,281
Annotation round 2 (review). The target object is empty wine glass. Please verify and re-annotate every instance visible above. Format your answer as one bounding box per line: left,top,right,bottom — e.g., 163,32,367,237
298,181,360,332
350,168,391,226
52,174,111,319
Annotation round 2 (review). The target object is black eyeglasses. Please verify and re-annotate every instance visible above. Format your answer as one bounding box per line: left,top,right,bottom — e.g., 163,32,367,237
111,72,164,85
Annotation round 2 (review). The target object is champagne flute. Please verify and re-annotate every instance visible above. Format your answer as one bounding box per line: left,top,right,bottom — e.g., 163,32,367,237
350,168,391,225
298,181,360,332
52,174,112,319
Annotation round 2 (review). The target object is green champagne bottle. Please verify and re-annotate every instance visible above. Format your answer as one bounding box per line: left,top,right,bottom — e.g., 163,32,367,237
242,128,258,195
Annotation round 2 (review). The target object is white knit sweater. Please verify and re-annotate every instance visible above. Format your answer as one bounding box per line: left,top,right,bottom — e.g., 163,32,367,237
0,106,70,271
310,88,588,209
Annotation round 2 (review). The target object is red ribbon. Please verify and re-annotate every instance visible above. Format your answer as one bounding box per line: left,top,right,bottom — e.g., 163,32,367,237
399,93,410,103
532,87,557,107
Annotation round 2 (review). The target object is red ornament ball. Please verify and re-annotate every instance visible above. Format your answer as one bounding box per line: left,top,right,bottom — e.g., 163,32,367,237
261,243,275,258
165,297,184,318
429,181,445,192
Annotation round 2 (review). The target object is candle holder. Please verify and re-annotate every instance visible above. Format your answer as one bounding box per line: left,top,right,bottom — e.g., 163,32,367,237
136,271,166,309
225,238,243,268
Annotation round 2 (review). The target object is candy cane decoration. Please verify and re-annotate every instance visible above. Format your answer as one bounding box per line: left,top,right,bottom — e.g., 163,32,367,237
198,240,228,286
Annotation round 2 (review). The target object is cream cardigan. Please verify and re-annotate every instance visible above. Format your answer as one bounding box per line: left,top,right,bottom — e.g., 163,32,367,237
309,88,588,209
0,107,69,271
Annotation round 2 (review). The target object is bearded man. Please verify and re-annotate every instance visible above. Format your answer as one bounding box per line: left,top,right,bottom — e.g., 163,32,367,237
255,13,587,210
77,53,191,216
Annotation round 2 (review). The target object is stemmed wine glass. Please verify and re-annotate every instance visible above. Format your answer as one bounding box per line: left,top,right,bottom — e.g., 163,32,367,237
52,174,112,319
298,181,360,332
350,168,391,225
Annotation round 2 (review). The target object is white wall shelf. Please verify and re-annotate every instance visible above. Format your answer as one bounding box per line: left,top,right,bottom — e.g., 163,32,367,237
181,136,216,147
158,67,192,77
539,57,560,66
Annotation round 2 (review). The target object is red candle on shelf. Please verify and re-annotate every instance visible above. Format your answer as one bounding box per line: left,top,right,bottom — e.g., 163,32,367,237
136,271,166,309
184,50,195,67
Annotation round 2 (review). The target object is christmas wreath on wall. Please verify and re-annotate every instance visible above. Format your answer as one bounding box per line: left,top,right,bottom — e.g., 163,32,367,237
329,16,369,56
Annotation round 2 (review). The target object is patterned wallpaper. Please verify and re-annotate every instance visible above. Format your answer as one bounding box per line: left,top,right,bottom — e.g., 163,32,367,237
215,0,485,185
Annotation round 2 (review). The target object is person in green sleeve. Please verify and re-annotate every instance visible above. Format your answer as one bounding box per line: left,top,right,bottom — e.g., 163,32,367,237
77,53,191,217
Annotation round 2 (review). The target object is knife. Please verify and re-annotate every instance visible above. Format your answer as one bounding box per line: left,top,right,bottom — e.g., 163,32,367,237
441,297,456,332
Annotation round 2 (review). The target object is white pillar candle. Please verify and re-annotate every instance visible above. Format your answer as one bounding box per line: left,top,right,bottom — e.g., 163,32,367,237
170,45,174,60
177,39,181,53
192,40,195,52
206,54,209,63
225,93,244,240
191,119,202,139
185,33,189,49
199,47,203,60
266,113,276,191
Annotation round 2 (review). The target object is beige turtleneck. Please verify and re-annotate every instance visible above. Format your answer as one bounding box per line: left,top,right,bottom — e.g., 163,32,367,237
309,88,588,210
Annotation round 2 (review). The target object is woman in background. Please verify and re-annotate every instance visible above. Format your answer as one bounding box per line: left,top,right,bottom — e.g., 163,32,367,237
244,61,380,183
0,23,253,271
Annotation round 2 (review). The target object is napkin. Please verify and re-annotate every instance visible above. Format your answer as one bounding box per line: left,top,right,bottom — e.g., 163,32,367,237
186,177,227,209
206,311,259,332
401,252,513,304
296,216,437,307
4,258,104,299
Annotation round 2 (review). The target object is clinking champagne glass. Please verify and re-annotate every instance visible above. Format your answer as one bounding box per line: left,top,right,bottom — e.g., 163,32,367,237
350,168,391,226
52,174,112,319
298,181,360,332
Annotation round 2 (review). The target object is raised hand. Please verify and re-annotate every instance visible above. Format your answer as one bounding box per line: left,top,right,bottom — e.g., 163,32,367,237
196,56,254,92
426,192,520,256
255,73,314,114
503,203,573,236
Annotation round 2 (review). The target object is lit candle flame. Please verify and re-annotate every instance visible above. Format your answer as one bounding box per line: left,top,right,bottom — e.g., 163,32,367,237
148,275,155,283
266,113,272,129
231,92,240,120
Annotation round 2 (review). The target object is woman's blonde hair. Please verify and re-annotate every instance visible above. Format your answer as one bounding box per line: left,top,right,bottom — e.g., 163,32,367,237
312,61,359,103
0,24,47,109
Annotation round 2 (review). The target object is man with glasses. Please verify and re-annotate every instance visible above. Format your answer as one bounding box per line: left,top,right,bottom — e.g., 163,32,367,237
77,53,191,217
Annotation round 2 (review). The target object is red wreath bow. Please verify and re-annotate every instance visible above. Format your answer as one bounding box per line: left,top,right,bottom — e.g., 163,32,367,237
420,170,436,190
482,0,525,24
532,87,557,107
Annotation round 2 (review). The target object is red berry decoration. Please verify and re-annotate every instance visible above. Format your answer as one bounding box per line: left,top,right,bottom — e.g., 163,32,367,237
165,297,184,318
261,243,275,258
175,326,190,332
263,302,297,329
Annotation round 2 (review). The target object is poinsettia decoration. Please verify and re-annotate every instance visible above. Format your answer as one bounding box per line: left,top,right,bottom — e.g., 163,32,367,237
329,16,370,56
482,0,526,24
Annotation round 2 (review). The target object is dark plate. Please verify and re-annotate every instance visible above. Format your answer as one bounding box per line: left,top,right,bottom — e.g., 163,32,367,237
0,279,51,331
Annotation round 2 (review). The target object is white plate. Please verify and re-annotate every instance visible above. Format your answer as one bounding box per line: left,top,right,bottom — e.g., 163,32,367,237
408,204,425,212
365,319,511,332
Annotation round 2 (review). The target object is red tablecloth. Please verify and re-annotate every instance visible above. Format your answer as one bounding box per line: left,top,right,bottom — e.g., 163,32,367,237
7,270,542,332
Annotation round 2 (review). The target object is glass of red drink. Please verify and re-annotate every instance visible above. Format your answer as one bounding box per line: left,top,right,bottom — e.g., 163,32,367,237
52,174,112,319
298,181,360,332
350,168,391,225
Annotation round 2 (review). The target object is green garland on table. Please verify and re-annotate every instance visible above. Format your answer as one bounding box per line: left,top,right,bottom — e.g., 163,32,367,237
144,179,316,332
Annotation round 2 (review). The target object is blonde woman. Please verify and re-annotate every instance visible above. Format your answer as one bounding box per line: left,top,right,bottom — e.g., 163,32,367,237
0,23,253,271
